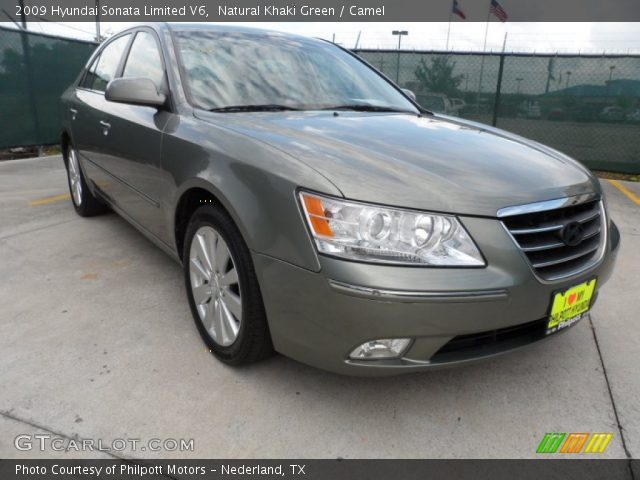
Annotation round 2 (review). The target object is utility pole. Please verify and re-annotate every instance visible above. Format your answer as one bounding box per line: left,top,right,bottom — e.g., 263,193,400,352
445,7,453,50
392,30,408,84
606,65,616,96
545,57,556,94
18,0,26,29
95,0,101,42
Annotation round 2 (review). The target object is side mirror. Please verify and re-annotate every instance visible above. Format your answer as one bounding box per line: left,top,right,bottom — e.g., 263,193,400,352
401,88,417,102
105,77,166,107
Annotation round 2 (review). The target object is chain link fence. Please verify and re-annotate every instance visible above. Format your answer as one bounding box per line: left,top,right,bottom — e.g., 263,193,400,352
355,49,640,174
1,28,639,174
0,27,97,149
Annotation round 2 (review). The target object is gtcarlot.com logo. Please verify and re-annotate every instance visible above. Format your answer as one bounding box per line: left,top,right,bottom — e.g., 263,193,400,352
15,434,195,453
537,432,613,454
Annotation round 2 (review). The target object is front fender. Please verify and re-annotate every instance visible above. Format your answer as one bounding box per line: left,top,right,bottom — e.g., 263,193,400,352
162,115,341,272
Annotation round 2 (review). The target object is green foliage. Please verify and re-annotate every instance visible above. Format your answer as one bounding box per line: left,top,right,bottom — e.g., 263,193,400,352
414,56,463,97
616,96,633,109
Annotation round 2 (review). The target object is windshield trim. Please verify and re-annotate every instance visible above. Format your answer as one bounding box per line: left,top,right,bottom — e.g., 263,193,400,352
169,26,200,111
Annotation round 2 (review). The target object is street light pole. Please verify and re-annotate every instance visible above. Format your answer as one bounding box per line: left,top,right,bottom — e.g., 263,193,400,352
566,71,572,89
516,78,523,94
609,65,616,82
392,30,408,84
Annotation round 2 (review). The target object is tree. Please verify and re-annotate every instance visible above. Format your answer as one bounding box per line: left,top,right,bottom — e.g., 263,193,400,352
414,56,463,97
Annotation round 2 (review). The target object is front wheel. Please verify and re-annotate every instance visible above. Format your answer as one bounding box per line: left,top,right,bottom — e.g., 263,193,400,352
183,204,273,365
65,145,107,217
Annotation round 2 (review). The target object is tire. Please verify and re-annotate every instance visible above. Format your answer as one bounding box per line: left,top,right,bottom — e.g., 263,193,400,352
65,144,108,217
183,204,273,365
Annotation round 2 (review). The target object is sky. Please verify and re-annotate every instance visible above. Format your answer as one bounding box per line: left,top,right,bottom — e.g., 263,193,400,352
2,21,640,54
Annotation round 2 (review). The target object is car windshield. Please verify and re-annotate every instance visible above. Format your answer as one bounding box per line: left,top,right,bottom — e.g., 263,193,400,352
174,29,418,113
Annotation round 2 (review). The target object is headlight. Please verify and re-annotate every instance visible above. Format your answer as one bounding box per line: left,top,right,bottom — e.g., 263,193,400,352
299,191,484,266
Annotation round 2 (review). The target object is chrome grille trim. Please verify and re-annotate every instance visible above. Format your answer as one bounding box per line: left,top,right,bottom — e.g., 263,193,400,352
520,241,565,252
496,192,600,218
500,197,606,282
531,242,599,269
520,226,600,252
509,224,563,235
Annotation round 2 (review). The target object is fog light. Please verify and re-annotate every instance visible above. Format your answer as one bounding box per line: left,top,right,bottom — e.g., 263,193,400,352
349,338,412,360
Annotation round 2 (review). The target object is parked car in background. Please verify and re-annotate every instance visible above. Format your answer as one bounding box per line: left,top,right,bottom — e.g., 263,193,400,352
418,93,456,115
568,104,599,123
625,108,640,123
450,98,466,115
599,106,625,122
61,24,619,376
518,100,542,119
547,108,567,121
466,98,492,114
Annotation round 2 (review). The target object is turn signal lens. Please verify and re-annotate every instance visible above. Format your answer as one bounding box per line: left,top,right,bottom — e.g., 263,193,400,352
301,193,334,237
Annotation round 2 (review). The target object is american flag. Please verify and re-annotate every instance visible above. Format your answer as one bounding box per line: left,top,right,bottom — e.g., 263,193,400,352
452,0,466,19
490,0,508,22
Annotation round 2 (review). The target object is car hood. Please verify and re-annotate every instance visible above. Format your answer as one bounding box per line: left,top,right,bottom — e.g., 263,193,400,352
194,110,600,217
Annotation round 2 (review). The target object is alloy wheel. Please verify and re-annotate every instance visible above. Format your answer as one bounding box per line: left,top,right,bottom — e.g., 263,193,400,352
68,148,82,206
189,226,242,346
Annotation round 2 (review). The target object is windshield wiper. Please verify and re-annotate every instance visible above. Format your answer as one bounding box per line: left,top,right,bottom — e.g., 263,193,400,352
208,104,301,113
319,104,416,114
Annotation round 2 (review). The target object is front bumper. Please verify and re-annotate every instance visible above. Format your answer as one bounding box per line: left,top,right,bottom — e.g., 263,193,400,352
253,217,620,376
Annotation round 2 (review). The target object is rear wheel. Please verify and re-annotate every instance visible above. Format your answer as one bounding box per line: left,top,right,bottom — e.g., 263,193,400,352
65,144,107,217
184,204,273,365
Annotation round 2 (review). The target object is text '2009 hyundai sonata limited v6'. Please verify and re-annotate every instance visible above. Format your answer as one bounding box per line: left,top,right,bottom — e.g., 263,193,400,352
61,24,620,376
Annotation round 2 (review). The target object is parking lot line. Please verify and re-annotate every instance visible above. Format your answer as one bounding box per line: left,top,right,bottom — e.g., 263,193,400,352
29,193,70,207
607,180,640,206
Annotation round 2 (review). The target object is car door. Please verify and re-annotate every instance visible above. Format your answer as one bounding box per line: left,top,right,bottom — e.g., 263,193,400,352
70,33,132,203
95,28,172,239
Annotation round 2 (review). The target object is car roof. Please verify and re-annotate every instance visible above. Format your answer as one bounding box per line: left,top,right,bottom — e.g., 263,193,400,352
107,23,328,50
162,22,318,42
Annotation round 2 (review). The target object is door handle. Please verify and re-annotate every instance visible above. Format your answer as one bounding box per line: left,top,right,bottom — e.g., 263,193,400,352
99,120,111,135
69,108,78,120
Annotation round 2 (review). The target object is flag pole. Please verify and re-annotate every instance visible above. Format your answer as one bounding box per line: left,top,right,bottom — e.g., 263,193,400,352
445,2,453,50
476,0,491,101
481,5,491,52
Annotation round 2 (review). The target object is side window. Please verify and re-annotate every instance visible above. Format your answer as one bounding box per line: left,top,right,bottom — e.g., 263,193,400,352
122,32,164,89
81,54,100,88
90,34,131,92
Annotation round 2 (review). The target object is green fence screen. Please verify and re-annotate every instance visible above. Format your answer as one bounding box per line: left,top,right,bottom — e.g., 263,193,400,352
355,49,640,174
1,27,639,174
0,27,97,149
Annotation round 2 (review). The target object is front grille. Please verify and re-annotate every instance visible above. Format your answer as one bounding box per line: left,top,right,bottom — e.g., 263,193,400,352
502,200,603,280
